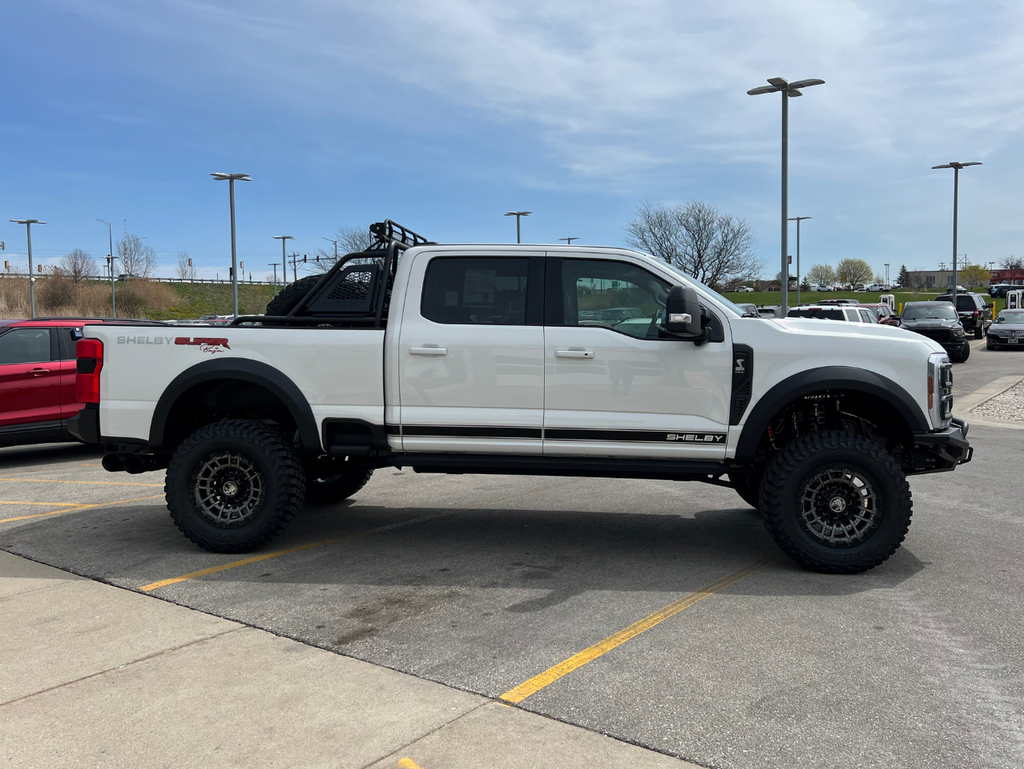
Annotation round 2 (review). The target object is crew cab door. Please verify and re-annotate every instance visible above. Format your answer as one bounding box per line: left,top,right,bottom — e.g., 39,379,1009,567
397,252,546,453
543,256,731,459
56,326,85,419
0,326,61,441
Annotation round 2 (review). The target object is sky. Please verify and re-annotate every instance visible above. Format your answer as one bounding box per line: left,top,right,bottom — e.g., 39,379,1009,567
2,0,1023,282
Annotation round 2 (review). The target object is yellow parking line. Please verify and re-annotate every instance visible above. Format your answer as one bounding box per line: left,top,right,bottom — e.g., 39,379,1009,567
397,759,424,769
0,501,91,507
0,477,164,487
500,555,779,704
0,494,165,524
141,479,584,592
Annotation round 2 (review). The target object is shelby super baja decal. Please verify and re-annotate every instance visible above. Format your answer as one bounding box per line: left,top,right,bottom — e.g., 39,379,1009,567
115,336,231,354
666,433,726,443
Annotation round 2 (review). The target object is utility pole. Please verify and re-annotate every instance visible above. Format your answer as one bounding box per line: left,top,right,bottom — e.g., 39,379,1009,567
10,219,45,319
290,252,301,282
97,219,115,316
322,237,339,265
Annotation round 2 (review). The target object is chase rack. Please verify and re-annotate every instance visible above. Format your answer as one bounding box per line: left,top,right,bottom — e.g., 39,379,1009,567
232,220,432,328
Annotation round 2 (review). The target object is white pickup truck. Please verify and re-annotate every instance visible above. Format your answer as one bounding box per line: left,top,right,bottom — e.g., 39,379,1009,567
71,221,971,573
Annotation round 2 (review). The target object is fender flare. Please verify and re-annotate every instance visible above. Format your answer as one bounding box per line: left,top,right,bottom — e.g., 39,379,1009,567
734,366,929,462
149,359,321,453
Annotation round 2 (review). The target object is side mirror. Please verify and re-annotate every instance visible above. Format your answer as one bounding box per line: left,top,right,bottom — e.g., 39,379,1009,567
664,286,704,341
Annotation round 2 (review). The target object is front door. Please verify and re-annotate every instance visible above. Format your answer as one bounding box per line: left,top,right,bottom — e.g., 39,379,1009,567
0,327,61,440
398,253,545,453
543,257,732,459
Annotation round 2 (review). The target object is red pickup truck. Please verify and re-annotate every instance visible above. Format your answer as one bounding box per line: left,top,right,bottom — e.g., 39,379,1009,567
0,318,151,448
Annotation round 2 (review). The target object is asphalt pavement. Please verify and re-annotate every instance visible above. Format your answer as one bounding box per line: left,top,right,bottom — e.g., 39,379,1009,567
1,339,1022,769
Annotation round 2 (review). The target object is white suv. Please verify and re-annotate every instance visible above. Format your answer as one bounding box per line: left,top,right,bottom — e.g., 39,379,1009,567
787,305,878,323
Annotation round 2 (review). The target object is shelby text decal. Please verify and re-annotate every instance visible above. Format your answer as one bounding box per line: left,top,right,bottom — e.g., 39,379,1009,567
666,433,726,443
175,337,231,354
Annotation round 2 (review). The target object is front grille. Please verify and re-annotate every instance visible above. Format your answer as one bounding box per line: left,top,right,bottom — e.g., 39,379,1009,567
917,328,951,343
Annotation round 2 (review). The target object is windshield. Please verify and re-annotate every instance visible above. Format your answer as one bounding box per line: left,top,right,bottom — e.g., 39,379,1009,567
788,308,846,320
652,260,747,316
903,305,957,320
997,311,1024,323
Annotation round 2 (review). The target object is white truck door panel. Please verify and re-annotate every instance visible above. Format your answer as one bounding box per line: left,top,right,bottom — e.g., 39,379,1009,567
397,253,545,454
544,256,731,459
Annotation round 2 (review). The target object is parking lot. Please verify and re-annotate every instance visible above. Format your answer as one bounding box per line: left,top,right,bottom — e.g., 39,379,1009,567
2,338,1022,769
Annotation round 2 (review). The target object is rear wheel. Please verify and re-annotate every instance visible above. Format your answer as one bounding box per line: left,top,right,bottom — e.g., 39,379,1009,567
760,431,912,574
165,420,306,553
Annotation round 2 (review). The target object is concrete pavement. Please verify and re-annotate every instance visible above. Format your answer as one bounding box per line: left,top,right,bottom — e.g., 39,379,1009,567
0,550,697,769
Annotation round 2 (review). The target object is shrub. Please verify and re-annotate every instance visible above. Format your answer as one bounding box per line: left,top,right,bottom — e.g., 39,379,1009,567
38,271,79,311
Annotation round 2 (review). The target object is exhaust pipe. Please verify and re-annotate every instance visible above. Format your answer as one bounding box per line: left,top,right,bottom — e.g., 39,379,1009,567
101,454,124,473
122,455,147,474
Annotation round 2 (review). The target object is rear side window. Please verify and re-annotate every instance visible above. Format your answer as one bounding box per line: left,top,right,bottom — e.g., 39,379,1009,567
955,296,976,311
858,310,875,323
421,257,533,325
0,328,52,365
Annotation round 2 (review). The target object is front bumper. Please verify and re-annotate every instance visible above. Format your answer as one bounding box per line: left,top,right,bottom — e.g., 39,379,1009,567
905,417,972,474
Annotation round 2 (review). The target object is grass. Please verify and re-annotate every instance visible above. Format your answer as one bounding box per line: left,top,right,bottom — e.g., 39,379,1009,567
148,282,279,320
721,289,1005,315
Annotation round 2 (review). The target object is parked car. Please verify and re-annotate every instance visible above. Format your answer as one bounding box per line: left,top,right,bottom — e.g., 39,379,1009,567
0,317,160,447
756,305,783,318
866,283,885,292
735,286,755,293
735,303,759,317
900,302,970,363
817,298,860,306
859,303,899,326
808,284,833,292
989,284,1023,299
116,273,142,281
787,305,878,323
934,292,993,339
71,219,972,574
986,309,1024,349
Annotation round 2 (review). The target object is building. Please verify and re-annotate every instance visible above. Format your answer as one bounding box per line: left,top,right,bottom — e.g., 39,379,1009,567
990,268,1024,286
904,270,990,290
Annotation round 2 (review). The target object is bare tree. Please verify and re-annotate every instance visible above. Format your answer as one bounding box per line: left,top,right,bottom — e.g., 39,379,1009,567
308,226,375,274
58,249,97,283
176,252,196,281
1001,255,1024,281
117,234,157,278
836,258,873,286
625,201,762,289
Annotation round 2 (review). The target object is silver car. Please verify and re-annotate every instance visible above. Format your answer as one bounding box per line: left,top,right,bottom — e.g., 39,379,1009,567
986,309,1024,349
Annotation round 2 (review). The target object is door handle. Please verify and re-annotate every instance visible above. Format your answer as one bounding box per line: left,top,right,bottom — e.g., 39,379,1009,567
30,368,50,376
410,346,448,356
554,349,595,359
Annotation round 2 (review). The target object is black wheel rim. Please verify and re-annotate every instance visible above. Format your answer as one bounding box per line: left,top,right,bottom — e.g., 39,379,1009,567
191,451,266,528
798,465,881,548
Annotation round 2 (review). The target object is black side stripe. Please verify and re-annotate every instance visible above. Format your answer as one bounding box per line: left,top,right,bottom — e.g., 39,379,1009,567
402,425,542,439
396,425,726,443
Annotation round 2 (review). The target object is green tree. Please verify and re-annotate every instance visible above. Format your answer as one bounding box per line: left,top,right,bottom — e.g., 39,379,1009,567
960,264,990,288
897,265,911,287
807,263,836,287
836,258,873,286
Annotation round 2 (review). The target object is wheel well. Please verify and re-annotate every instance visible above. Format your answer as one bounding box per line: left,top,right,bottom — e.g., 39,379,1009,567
751,389,914,463
160,379,301,454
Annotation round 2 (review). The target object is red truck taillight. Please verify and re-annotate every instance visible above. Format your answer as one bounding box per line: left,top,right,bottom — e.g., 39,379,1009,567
76,338,104,403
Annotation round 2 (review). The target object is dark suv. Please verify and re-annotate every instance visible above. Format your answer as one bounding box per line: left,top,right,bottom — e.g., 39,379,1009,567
934,292,992,338
900,302,971,362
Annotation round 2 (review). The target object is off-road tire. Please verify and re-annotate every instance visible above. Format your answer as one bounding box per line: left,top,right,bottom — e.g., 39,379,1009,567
165,420,306,553
265,275,323,317
760,431,912,574
950,344,970,363
306,467,374,504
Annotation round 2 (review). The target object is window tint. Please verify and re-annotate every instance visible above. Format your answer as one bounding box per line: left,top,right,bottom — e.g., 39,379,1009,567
0,328,52,365
421,257,532,325
561,259,670,339
859,310,875,323
955,295,976,311
58,327,82,360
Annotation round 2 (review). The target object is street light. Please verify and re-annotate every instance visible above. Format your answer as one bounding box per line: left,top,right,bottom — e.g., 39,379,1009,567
10,219,45,318
322,237,339,265
559,237,579,245
748,76,825,315
273,235,294,293
884,263,890,288
788,216,811,305
211,172,252,317
97,219,115,317
504,211,531,243
932,162,981,297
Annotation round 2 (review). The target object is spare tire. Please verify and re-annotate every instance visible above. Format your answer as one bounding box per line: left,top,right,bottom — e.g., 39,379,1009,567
265,275,324,317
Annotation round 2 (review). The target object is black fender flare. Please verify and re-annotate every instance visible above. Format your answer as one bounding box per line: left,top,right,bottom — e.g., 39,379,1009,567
149,359,321,453
734,366,929,462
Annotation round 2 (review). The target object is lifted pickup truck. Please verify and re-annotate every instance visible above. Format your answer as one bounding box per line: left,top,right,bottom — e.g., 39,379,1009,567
71,221,972,573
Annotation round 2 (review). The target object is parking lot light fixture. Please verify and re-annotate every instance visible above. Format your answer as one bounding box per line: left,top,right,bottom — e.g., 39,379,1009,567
211,173,252,317
788,216,811,305
273,235,294,292
97,219,116,317
10,219,45,318
505,211,532,244
932,162,981,298
748,76,825,315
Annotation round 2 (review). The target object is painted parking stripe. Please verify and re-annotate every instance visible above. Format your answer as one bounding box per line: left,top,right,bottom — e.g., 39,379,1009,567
140,479,583,592
0,477,164,487
500,555,779,704
0,494,165,524
0,501,91,507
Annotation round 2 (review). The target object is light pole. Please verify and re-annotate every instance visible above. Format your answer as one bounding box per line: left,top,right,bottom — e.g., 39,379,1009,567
273,235,293,292
504,211,531,243
97,219,115,316
322,237,339,265
10,219,45,318
884,263,889,288
788,216,811,305
932,162,981,297
211,172,252,317
748,76,825,315
268,263,279,291
559,237,578,245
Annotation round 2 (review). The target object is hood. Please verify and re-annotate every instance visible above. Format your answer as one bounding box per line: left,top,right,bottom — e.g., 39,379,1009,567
900,317,962,328
756,317,946,354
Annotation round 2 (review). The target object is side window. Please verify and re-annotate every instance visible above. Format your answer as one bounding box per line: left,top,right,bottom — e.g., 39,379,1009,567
0,328,53,365
560,259,670,339
859,309,874,323
421,257,532,325
58,327,82,360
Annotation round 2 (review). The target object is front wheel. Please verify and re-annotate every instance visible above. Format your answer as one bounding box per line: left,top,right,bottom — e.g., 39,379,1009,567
165,420,306,553
760,431,912,574
950,343,970,363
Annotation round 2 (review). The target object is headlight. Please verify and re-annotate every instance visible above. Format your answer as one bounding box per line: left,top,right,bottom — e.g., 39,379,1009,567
927,353,953,428
952,328,965,337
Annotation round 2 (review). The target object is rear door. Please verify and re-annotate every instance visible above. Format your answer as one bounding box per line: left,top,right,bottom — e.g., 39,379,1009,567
0,326,61,439
543,256,732,459
397,252,546,453
56,326,84,420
